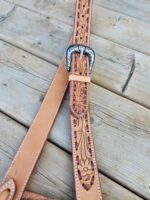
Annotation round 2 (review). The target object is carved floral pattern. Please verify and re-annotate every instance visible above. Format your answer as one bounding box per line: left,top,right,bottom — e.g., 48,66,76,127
70,0,95,191
72,115,95,191
74,0,91,44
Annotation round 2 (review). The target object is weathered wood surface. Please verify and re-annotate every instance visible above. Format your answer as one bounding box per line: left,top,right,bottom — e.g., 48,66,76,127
95,0,150,23
11,0,150,23
0,0,150,199
0,0,150,108
4,0,150,55
0,40,149,198
0,112,143,200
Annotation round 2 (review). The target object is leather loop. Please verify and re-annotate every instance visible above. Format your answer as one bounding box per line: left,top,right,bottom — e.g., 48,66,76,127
69,74,91,83
0,179,16,200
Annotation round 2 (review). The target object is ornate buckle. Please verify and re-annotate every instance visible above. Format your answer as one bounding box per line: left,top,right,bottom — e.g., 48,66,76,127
66,44,95,73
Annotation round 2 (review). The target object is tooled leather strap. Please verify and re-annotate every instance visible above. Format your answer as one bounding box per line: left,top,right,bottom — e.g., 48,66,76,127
0,55,69,200
0,1,102,200
69,0,102,199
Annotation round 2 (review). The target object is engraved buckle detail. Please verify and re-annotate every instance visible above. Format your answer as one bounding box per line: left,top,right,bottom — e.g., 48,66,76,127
66,44,95,73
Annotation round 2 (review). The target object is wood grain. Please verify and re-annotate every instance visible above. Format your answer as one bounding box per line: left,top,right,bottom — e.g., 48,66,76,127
0,1,149,199
4,0,150,54
10,0,150,23
95,0,150,23
0,2,150,108
0,112,143,200
0,41,149,198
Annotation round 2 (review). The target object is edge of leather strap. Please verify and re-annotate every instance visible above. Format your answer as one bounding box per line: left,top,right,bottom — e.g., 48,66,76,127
0,38,72,200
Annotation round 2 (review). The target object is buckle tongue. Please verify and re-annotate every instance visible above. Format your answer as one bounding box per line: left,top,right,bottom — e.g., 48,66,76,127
66,44,95,73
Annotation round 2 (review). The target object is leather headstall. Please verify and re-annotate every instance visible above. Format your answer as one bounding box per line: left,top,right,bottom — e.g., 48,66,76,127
0,1,103,200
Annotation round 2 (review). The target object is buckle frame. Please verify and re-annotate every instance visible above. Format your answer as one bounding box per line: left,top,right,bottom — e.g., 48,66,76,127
66,44,95,73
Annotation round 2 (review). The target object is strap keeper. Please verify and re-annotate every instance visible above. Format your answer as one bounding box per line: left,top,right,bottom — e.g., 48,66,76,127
69,74,91,83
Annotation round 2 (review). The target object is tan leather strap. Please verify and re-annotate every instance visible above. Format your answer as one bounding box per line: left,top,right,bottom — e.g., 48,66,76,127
0,1,102,200
0,55,69,200
69,75,91,83
69,0,102,199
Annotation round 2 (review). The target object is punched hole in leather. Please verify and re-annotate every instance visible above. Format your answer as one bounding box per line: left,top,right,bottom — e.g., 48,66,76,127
0,190,10,200
0,179,16,200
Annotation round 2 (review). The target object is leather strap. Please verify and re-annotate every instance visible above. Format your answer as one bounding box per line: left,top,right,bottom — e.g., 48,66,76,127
0,1,103,200
0,55,69,200
69,75,91,83
69,0,102,199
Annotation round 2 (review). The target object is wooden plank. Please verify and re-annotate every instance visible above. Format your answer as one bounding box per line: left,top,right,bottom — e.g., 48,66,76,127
0,41,57,125
0,2,150,108
9,0,150,23
0,41,149,198
95,0,150,23
0,112,143,200
3,0,150,55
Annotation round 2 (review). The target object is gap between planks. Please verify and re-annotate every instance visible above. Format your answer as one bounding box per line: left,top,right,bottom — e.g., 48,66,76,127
0,0,150,109
0,43,147,198
0,107,145,200
2,39,148,198
3,0,150,57
0,94,144,199
0,36,148,111
4,0,150,25
93,1,150,24
47,135,147,200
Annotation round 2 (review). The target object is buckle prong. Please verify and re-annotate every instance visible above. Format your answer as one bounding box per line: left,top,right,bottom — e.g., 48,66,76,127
66,44,95,73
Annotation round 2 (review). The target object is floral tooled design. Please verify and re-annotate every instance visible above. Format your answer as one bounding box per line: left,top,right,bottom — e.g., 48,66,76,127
71,80,88,117
75,0,90,44
73,115,95,191
71,0,94,191
71,56,89,118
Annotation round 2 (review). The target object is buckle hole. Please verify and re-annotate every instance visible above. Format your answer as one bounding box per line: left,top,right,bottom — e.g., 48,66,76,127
0,189,10,200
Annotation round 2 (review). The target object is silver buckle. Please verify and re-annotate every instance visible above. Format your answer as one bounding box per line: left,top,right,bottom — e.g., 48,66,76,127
66,44,95,73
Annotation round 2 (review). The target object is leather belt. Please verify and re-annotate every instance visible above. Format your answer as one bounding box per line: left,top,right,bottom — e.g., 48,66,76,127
67,0,102,199
0,0,102,200
0,55,68,200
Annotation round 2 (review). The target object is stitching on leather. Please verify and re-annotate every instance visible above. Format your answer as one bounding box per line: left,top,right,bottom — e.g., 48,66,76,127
1,41,69,200
0,179,16,200
3,127,49,200
1,1,103,200
87,112,103,199
70,0,91,119
15,136,48,200
2,57,68,200
71,116,81,200
70,0,103,198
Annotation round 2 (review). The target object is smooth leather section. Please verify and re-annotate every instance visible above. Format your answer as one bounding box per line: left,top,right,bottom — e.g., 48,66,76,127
1,55,69,200
69,75,91,83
